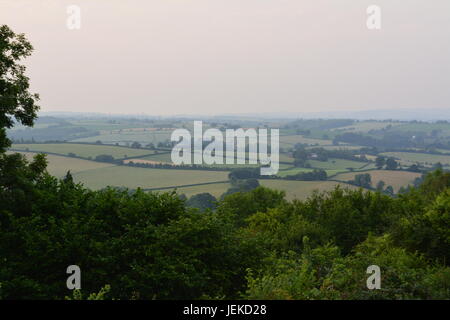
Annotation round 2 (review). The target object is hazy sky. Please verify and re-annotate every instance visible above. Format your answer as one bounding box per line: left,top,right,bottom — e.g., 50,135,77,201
1,0,449,116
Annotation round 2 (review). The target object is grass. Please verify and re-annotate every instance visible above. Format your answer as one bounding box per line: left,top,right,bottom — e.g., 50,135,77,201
331,121,401,133
72,166,230,190
11,143,154,160
139,151,268,168
380,152,450,166
308,158,368,170
333,170,422,192
71,131,172,145
280,135,332,146
259,180,359,201
137,152,173,163
305,145,364,151
276,167,315,177
8,151,114,178
393,123,450,136
279,153,295,163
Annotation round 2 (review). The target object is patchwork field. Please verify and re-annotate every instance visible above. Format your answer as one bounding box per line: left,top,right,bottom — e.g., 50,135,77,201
380,152,450,166
8,151,114,177
72,166,230,190
137,151,266,168
259,180,358,201
11,143,154,160
334,170,422,191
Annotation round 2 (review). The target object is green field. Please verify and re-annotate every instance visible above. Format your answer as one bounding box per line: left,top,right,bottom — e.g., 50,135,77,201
332,121,401,133
280,135,332,146
138,151,265,168
305,145,364,151
393,122,450,136
279,153,295,163
259,180,358,201
72,166,230,190
308,158,368,170
276,167,315,177
380,152,450,166
11,143,154,160
334,170,422,191
8,151,114,177
139,152,173,163
71,131,172,145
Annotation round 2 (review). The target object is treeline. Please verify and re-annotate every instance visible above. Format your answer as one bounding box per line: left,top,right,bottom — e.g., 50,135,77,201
334,131,450,150
283,119,355,131
284,169,327,181
126,160,231,171
228,167,328,182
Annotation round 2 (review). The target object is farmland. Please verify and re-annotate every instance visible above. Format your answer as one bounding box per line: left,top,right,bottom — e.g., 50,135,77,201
159,180,361,201
11,143,154,160
331,121,401,133
380,152,450,166
276,167,315,177
6,116,450,201
154,182,231,198
8,151,114,177
308,158,368,171
72,131,172,146
334,170,422,191
259,180,359,201
280,135,333,147
72,166,230,190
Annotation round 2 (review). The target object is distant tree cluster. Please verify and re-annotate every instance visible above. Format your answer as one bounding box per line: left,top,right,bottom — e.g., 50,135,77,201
285,169,327,181
349,173,372,188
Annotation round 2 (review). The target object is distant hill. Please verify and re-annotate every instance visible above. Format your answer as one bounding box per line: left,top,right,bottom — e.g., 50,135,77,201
39,108,450,122
217,108,450,121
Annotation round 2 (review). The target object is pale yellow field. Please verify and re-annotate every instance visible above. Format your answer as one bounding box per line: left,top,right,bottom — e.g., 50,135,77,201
161,180,360,201
380,152,450,166
72,166,230,190
259,180,358,201
334,170,422,191
7,151,114,177
11,143,153,159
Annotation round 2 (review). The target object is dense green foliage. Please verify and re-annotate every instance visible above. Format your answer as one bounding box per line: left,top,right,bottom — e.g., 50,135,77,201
1,156,449,299
0,25,40,152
